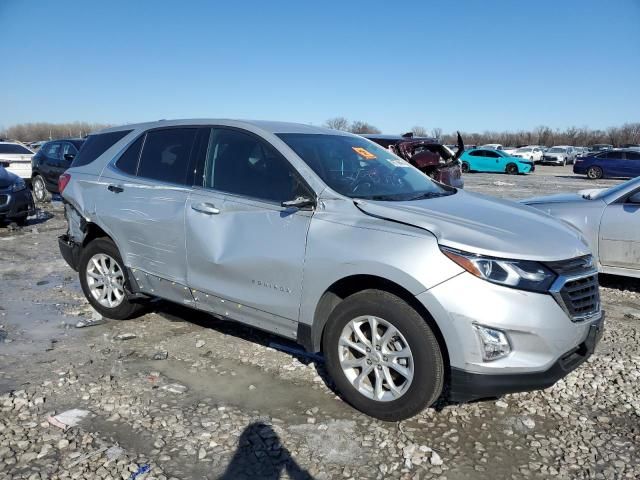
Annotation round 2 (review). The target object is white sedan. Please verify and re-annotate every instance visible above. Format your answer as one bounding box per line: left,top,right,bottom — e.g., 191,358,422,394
512,146,544,162
0,142,34,180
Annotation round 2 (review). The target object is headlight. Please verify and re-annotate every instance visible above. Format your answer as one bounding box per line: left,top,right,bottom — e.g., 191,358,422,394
11,179,26,192
440,246,556,292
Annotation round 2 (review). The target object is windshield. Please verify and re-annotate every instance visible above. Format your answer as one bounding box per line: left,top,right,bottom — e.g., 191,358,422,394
586,177,640,200
548,147,566,153
277,133,452,201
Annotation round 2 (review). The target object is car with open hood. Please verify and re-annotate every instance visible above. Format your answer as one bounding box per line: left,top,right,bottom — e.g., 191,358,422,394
523,177,640,278
57,119,603,420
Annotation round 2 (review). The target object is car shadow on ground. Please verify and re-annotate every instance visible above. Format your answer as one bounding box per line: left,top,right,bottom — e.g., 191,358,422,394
0,207,54,230
599,273,640,293
216,422,314,480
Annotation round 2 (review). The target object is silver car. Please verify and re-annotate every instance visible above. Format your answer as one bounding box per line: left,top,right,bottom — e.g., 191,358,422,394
523,177,640,278
58,120,604,420
541,146,577,166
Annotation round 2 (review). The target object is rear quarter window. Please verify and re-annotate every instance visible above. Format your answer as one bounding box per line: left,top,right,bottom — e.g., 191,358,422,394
71,130,132,167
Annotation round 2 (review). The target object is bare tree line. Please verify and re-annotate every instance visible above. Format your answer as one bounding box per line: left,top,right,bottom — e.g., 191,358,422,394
3,120,640,148
325,118,640,147
0,122,112,142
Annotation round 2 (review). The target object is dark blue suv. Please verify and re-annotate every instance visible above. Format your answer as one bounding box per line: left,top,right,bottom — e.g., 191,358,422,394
574,149,640,179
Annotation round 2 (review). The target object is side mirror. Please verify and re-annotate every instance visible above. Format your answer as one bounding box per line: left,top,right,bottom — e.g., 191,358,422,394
63,153,75,161
281,196,315,210
627,192,640,204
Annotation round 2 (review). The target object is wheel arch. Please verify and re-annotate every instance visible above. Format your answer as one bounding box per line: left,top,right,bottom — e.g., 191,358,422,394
300,274,450,371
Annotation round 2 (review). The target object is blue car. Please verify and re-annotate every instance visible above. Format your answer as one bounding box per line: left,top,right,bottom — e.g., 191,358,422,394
459,148,534,175
573,149,640,179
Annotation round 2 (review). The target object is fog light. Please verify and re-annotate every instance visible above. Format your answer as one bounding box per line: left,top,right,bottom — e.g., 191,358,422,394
473,324,511,361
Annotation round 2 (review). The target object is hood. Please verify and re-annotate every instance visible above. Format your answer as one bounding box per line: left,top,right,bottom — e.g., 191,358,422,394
355,190,590,262
522,188,606,205
0,167,19,188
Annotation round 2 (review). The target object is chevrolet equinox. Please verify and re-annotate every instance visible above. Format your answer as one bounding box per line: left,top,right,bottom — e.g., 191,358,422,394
58,120,604,420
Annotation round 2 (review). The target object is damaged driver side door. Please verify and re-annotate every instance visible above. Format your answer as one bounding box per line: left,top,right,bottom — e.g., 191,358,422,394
185,127,315,339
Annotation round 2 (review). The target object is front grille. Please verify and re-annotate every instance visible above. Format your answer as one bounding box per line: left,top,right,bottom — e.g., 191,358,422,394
560,274,600,319
547,256,601,322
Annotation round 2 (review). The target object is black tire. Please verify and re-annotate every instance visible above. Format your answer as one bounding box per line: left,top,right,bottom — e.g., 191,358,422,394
587,166,603,180
78,237,144,320
506,163,519,175
323,289,444,421
461,162,470,173
32,175,51,203
14,215,28,226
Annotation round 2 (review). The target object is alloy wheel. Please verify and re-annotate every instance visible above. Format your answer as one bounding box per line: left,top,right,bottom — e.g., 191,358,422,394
33,177,46,202
85,253,126,308
338,315,414,402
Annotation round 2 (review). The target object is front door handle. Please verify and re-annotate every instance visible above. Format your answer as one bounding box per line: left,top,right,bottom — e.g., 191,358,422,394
108,184,124,193
192,202,220,215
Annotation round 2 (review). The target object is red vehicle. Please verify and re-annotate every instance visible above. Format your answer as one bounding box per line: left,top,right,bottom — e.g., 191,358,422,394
364,133,465,188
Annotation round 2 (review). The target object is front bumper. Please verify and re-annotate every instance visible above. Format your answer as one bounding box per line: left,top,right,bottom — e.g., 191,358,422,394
448,314,604,402
417,271,604,400
0,187,35,220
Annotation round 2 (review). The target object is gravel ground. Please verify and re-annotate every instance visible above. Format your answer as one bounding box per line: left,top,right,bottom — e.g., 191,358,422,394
0,165,639,479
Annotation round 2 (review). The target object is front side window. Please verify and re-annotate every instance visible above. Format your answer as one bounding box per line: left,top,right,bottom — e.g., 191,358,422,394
469,150,484,157
205,128,306,203
137,128,197,184
62,143,78,158
484,150,500,158
626,151,640,161
277,133,451,201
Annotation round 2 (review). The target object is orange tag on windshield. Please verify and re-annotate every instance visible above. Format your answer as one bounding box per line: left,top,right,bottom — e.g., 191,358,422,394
352,147,376,160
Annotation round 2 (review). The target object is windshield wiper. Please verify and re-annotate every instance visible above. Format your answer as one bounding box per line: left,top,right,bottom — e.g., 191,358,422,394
407,192,450,201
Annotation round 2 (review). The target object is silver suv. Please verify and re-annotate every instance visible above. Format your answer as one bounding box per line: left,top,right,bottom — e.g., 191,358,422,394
58,120,604,420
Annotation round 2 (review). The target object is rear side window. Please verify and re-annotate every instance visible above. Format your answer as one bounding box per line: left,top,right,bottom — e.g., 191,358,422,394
469,150,483,157
116,136,145,175
137,128,197,184
71,130,132,167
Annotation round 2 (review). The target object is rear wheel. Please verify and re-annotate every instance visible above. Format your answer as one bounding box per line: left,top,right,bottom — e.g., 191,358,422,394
32,175,51,203
506,163,519,175
587,166,603,179
79,237,144,320
323,290,444,421
461,162,470,173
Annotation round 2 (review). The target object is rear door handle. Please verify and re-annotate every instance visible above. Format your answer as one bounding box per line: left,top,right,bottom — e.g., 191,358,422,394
108,184,124,193
192,202,220,215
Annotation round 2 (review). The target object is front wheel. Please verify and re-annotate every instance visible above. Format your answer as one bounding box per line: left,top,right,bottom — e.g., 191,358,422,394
323,290,444,421
506,163,519,175
79,237,144,320
587,166,603,179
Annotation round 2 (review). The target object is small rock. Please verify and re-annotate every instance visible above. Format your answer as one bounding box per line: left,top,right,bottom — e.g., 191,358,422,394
196,340,205,348
430,452,443,466
114,333,137,341
162,383,187,394
153,351,169,360
495,400,509,409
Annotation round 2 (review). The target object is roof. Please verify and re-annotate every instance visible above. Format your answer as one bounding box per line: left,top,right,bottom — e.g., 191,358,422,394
98,119,350,137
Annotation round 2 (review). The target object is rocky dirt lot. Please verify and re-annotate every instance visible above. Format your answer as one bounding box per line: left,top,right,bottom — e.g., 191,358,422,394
0,165,639,480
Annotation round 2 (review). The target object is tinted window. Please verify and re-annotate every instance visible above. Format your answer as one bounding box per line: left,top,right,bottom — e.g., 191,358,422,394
0,144,32,154
71,130,132,167
626,152,640,161
115,135,145,175
137,128,196,184
469,150,484,157
603,151,624,160
45,143,61,160
207,129,306,203
61,142,78,158
485,150,500,158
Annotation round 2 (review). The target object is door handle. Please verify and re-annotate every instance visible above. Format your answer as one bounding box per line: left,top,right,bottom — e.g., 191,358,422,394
192,202,220,215
108,184,124,193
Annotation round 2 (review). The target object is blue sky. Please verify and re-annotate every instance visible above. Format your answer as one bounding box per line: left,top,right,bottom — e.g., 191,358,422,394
1,0,639,134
